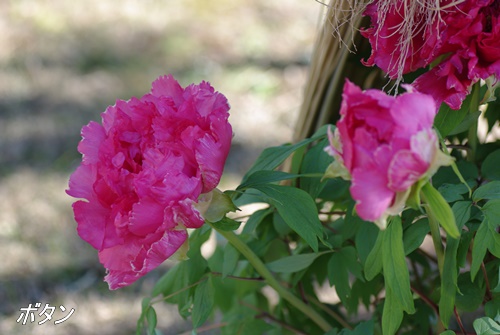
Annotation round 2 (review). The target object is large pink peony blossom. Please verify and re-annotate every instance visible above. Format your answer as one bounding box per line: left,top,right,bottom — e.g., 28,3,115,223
362,0,500,109
67,75,232,289
325,80,452,228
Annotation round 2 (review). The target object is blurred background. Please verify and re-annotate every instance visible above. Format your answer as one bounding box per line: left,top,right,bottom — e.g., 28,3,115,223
0,0,322,334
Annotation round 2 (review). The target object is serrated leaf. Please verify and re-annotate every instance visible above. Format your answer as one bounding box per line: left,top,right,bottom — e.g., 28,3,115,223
473,181,500,201
421,182,459,238
482,149,500,181
192,277,215,328
473,317,500,335
266,252,325,273
251,184,323,251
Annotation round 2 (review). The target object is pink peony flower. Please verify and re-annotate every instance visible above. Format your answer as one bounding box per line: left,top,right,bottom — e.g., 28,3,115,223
66,75,232,289
325,80,452,228
362,0,500,109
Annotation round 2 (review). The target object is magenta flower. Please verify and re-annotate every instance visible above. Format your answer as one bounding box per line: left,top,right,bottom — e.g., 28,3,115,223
66,75,232,289
362,0,500,109
325,80,452,228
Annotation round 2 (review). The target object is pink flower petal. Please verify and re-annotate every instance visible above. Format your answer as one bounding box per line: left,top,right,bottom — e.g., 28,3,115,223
350,167,394,222
67,74,232,289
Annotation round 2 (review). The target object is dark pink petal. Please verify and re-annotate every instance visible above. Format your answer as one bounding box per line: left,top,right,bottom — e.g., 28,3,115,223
66,164,95,200
129,200,167,235
78,121,105,164
67,74,232,289
151,74,184,106
100,229,187,290
73,200,121,250
195,125,232,193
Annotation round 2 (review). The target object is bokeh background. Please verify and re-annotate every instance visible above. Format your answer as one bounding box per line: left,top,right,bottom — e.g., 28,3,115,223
0,1,323,334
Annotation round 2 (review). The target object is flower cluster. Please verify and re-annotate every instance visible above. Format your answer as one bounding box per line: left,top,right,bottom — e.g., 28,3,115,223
362,0,500,109
66,75,232,289
325,80,452,227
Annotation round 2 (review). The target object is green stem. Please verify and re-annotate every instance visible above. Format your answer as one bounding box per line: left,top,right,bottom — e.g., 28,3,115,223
210,224,333,332
426,207,445,275
467,119,478,163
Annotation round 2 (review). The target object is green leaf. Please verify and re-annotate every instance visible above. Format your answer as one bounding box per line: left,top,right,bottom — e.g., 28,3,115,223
471,203,500,281
237,170,300,190
210,217,241,231
455,273,485,312
151,262,187,298
473,317,500,335
452,201,472,228
300,138,332,198
403,219,430,255
241,125,328,183
241,208,272,235
251,184,323,251
364,229,383,281
382,290,404,335
483,199,500,226
470,209,500,281
328,247,363,304
471,218,492,280
146,306,157,335
439,331,456,335
266,252,325,273
485,298,500,318
339,319,374,335
382,218,415,315
434,91,472,137
222,242,240,278
482,149,500,181
372,219,417,333
474,181,500,201
448,110,481,136
136,297,152,335
421,182,459,238
192,277,215,328
439,214,462,327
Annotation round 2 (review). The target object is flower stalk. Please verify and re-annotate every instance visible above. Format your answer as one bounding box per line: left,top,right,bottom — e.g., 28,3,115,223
209,223,333,332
